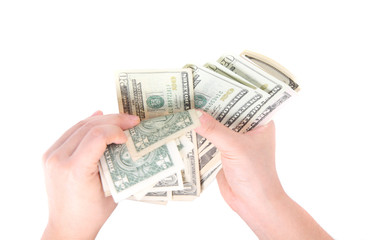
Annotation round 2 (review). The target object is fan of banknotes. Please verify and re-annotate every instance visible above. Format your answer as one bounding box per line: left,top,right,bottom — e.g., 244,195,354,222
98,50,300,204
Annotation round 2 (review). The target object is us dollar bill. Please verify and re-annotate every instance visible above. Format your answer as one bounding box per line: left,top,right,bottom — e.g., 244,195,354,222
201,158,222,192
98,162,111,197
240,50,300,92
116,69,194,120
172,130,200,200
204,62,258,90
198,56,295,165
124,109,201,159
218,54,293,94
185,64,268,154
198,146,220,176
99,141,184,203
133,171,184,199
116,69,201,199
218,54,295,130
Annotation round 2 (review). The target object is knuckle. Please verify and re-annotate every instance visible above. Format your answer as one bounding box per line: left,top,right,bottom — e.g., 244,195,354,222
82,120,96,131
113,114,123,126
75,119,88,130
203,119,217,136
88,126,107,139
44,151,63,170
42,151,50,164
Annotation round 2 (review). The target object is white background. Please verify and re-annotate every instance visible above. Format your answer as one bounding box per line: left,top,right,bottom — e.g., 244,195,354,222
1,0,374,239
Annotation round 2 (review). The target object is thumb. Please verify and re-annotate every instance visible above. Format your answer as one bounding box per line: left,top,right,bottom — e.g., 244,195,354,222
195,111,241,152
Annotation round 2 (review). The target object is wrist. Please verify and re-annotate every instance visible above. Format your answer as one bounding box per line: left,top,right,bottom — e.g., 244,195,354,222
42,220,99,240
234,185,289,235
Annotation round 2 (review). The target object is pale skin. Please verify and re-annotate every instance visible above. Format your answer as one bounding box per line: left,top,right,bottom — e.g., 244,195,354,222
42,111,332,240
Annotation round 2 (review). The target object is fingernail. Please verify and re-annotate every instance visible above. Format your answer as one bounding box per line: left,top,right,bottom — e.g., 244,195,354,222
90,110,103,117
195,109,203,118
197,110,210,124
128,114,140,123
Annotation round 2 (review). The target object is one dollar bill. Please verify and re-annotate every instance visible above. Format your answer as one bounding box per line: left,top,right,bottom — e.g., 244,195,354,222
99,141,184,203
116,69,194,120
124,109,201,159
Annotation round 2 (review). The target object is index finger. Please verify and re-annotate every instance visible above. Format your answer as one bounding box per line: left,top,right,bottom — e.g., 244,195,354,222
43,112,140,162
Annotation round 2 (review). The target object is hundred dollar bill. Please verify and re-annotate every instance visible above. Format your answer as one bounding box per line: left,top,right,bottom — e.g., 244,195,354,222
116,69,194,120
125,109,201,159
99,141,184,203
240,50,300,92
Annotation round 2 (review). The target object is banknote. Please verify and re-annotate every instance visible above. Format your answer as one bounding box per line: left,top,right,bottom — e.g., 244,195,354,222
132,170,183,200
198,56,294,166
148,172,184,193
204,62,258,90
99,161,178,200
141,191,172,201
172,130,201,200
99,141,184,203
133,131,201,201
240,50,300,92
185,64,267,153
176,135,194,158
99,51,297,203
124,109,201,159
218,54,295,130
115,69,201,200
198,146,220,177
98,163,111,197
218,54,294,94
201,158,222,192
198,53,299,191
116,69,194,120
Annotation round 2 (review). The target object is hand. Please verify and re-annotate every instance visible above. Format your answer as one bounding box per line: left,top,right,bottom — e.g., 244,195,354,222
195,112,281,214
42,111,140,240
195,112,332,239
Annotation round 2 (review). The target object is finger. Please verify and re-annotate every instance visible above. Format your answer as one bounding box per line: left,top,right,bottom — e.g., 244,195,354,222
54,113,140,158
216,170,238,212
244,120,276,140
195,111,242,153
90,110,104,117
69,124,127,177
43,110,104,162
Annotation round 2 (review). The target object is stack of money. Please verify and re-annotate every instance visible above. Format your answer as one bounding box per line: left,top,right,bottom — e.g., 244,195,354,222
99,50,299,204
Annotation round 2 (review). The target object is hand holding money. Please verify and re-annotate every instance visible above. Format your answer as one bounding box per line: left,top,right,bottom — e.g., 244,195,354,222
195,112,280,209
41,111,140,239
99,110,201,202
99,50,300,203
195,113,332,239
42,50,334,240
